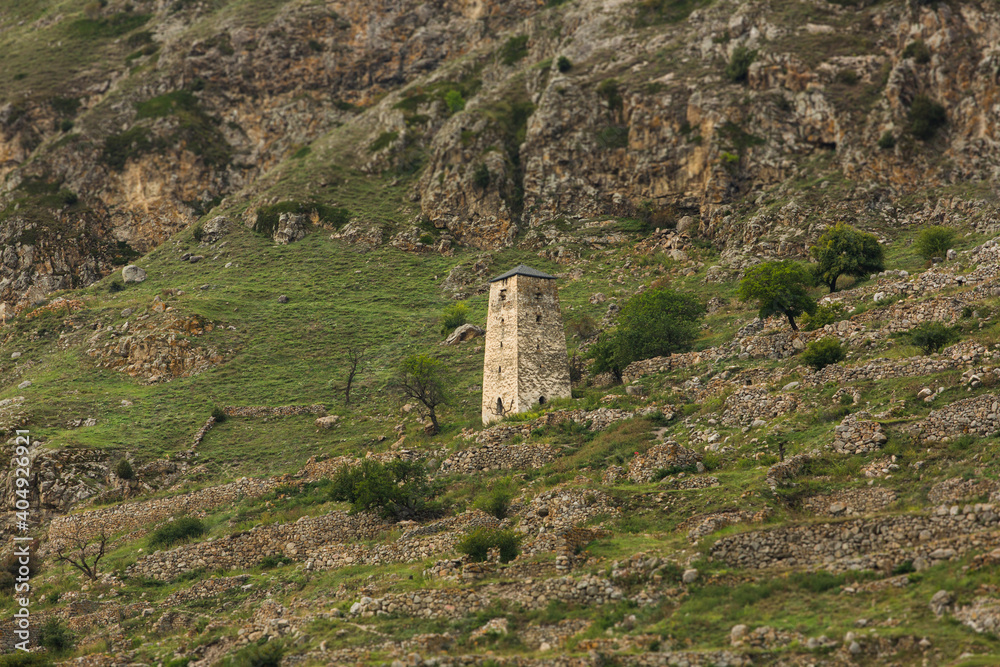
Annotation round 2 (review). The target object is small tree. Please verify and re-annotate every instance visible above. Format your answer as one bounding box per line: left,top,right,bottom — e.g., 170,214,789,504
114,458,135,480
457,527,521,563
397,354,448,433
800,337,846,371
53,528,108,581
329,458,438,520
908,94,946,140
589,288,704,381
914,226,956,260
343,345,368,407
737,260,817,331
809,222,885,292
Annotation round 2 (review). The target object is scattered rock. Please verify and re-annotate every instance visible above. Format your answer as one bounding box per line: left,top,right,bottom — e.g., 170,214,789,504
315,415,341,429
277,295,290,304
929,590,954,617
443,323,484,345
122,265,147,283
17,380,31,389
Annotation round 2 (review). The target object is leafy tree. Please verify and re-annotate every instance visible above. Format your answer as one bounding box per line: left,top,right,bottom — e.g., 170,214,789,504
737,260,817,331
396,354,448,433
909,321,959,354
800,337,846,371
914,225,956,260
114,458,135,480
329,458,439,521
725,46,757,83
809,222,885,292
588,288,704,381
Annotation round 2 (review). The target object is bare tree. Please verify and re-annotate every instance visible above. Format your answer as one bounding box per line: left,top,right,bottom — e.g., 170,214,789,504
344,346,368,407
397,354,448,434
53,528,108,581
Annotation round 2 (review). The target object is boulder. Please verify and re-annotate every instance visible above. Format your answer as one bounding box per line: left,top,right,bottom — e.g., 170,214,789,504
274,212,308,245
122,265,147,283
443,323,484,345
201,216,230,242
315,415,340,429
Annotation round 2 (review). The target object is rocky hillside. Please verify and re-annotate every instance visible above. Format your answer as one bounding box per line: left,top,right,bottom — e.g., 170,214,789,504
2,0,1000,310
1,0,1000,665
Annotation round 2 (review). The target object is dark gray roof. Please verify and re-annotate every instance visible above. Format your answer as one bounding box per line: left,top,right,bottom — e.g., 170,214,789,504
489,264,557,283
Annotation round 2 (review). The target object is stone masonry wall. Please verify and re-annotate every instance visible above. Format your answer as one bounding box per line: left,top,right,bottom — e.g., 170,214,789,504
920,393,1000,442
711,505,1000,571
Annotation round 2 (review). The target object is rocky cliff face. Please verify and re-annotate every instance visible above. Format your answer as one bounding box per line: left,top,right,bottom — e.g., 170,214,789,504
2,0,999,309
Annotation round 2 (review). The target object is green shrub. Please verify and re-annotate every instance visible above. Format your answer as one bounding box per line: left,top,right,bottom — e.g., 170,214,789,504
902,40,931,64
329,458,439,521
0,571,14,593
908,321,959,354
0,651,53,667
877,131,896,149
101,126,157,171
440,301,469,333
634,0,712,26
59,119,74,132
114,458,134,480
835,69,858,85
802,302,847,331
259,555,292,570
473,163,491,189
474,477,517,519
38,618,75,655
253,201,350,236
800,337,846,371
229,640,284,667
556,56,572,72
444,90,465,114
596,79,623,112
596,125,629,149
148,517,206,549
108,279,125,293
457,527,521,563
211,405,227,423
914,225,956,259
908,95,946,140
566,313,598,339
892,559,916,575
368,131,398,152
725,46,756,83
192,222,204,242
499,35,529,65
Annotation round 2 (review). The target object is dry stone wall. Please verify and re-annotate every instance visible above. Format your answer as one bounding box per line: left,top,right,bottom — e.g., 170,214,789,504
127,510,386,580
711,505,1000,571
48,476,278,545
831,412,888,454
439,443,556,474
919,393,1000,442
721,388,799,427
626,442,703,483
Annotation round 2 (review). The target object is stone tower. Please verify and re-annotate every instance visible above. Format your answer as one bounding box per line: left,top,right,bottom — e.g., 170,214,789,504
481,264,572,425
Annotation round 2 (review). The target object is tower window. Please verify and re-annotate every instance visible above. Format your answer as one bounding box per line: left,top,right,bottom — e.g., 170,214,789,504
498,366,501,374
497,397,504,414
539,396,546,405
536,314,542,323
499,289,507,301
535,291,542,300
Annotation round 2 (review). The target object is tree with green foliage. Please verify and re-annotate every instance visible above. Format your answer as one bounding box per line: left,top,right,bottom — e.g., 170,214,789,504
914,225,956,260
329,458,439,521
809,222,885,292
737,261,817,331
457,527,521,563
909,321,959,355
396,354,448,433
908,94,946,140
588,288,704,381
